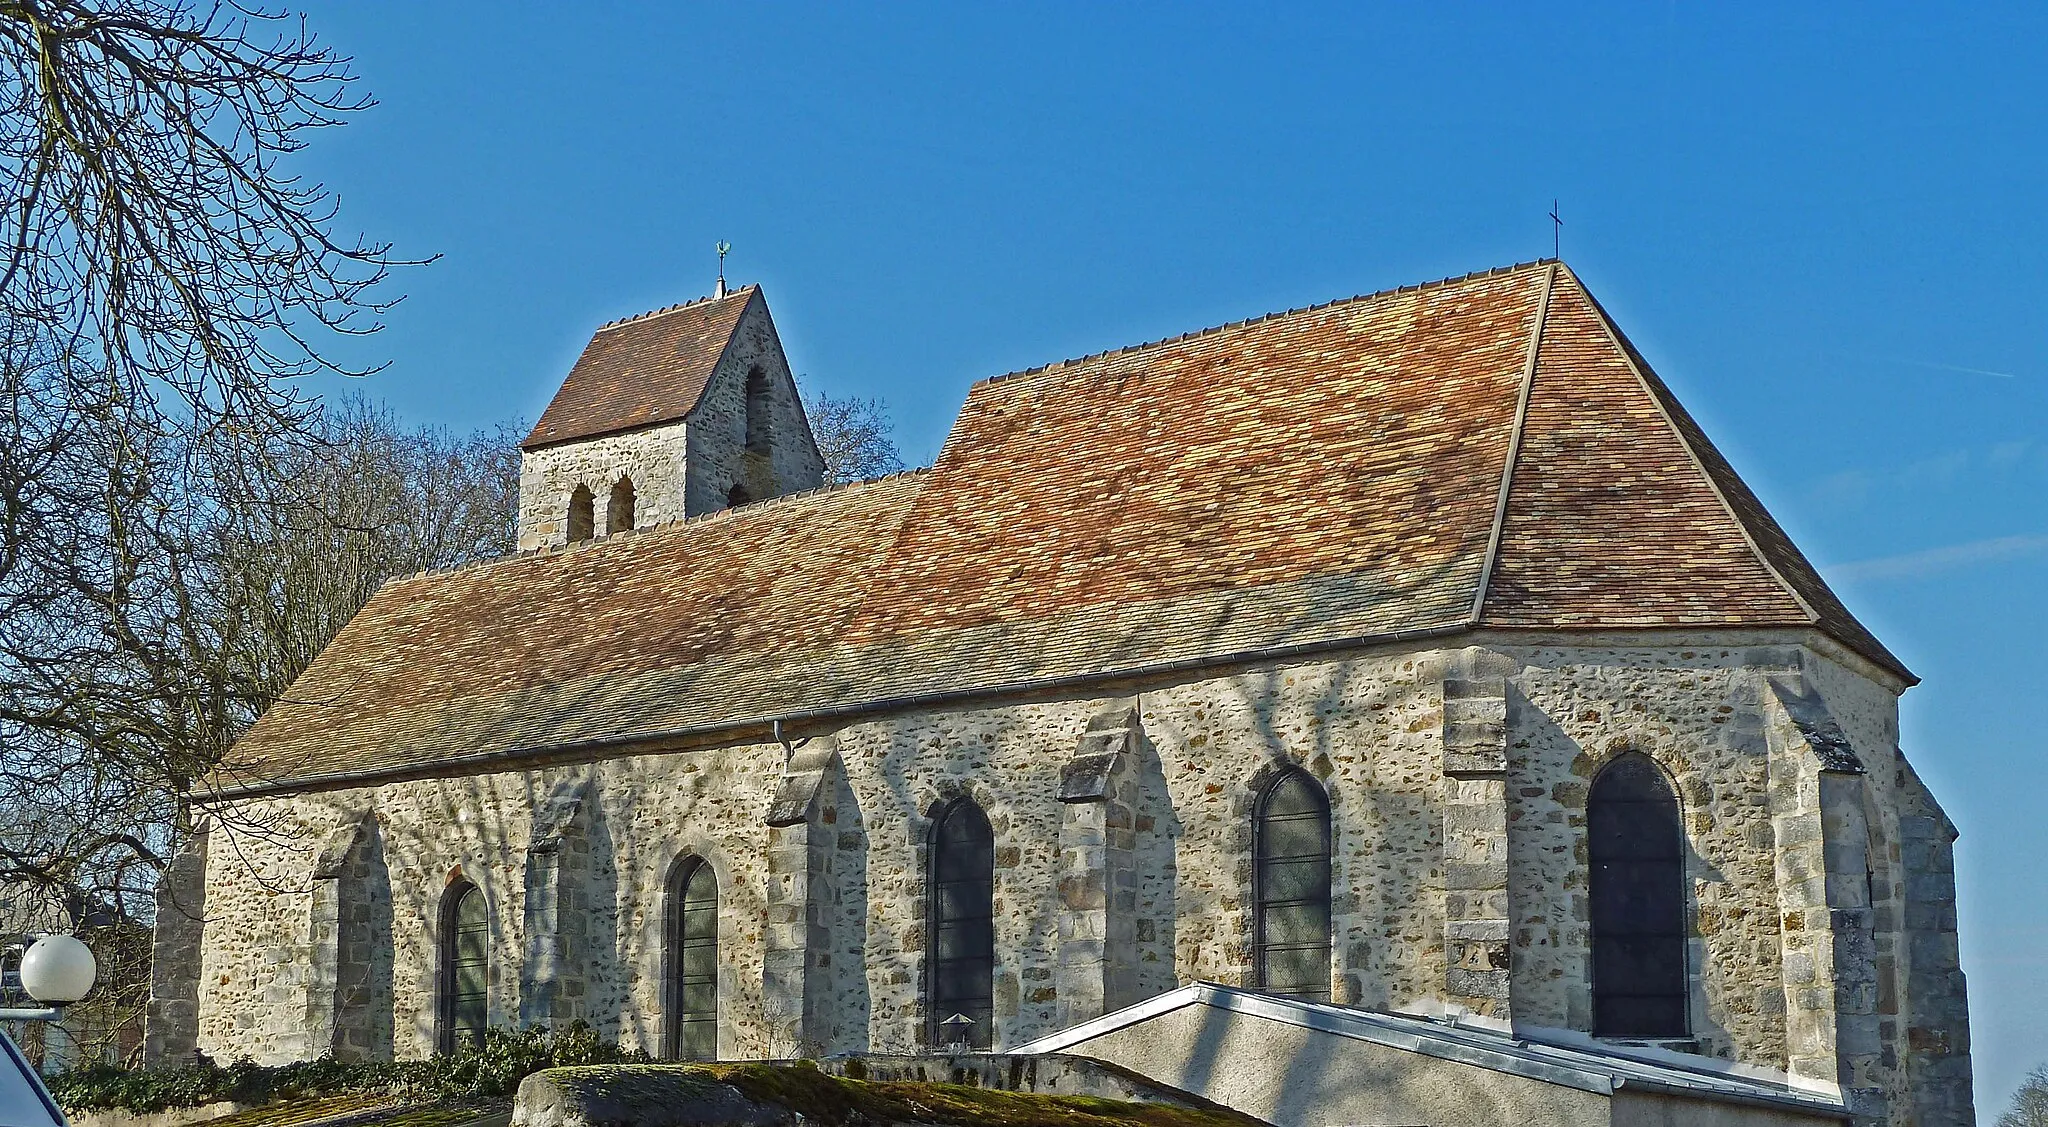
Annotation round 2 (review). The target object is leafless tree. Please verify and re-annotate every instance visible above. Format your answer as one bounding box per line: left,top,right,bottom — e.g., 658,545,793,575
0,395,517,898
1,391,516,1058
2004,1067,2048,1127
802,386,907,485
0,0,421,919
199,397,520,729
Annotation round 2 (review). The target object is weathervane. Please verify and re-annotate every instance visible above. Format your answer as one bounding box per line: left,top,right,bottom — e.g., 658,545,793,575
1549,200,1562,259
715,240,731,298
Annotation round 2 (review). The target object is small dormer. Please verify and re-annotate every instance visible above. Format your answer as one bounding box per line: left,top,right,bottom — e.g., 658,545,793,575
517,284,825,550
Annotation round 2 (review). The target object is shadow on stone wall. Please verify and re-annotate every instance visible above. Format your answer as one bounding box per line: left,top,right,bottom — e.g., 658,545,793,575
1215,658,1423,1009
1509,698,1736,1058
308,814,396,1061
823,765,873,1052
584,777,623,1036
338,819,396,1059
1128,723,1180,1004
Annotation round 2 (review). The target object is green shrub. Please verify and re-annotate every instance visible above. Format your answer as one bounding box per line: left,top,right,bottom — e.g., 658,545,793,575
47,1023,650,1114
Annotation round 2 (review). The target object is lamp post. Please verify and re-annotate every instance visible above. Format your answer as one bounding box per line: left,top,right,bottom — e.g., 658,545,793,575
0,935,97,1022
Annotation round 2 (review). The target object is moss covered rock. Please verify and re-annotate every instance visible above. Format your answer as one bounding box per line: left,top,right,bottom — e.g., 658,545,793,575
515,1062,1268,1127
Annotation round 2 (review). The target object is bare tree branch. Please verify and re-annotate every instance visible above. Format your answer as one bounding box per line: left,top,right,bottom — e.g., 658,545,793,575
0,0,431,927
800,384,906,486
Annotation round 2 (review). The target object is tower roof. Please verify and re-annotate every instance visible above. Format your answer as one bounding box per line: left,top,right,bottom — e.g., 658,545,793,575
522,285,759,449
223,261,1907,794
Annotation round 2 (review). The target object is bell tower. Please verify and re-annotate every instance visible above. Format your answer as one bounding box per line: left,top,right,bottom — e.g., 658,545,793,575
516,284,825,551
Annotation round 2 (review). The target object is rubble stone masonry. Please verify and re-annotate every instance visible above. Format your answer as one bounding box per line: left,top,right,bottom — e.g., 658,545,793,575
184,639,1968,1127
516,297,822,552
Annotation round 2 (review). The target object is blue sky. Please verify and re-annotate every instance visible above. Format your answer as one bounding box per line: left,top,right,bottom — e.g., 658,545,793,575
291,3,2045,1111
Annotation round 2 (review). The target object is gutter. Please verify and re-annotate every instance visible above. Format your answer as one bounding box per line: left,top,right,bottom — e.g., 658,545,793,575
204,620,1476,802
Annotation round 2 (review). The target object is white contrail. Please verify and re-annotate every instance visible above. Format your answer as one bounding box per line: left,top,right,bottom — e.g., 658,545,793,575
1826,534,2048,582
1856,355,2020,379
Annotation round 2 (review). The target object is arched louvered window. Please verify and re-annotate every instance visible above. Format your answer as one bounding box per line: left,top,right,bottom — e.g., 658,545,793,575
1254,767,1332,1001
927,797,994,1048
744,365,771,453
662,856,718,1060
1589,753,1689,1038
436,879,489,1052
567,485,595,542
607,477,636,535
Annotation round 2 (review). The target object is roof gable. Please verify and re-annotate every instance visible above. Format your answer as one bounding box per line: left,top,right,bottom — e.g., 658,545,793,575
522,285,758,449
1587,285,1906,679
1481,271,1809,627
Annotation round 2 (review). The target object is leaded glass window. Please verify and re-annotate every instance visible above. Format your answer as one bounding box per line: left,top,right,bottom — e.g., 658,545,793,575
1589,753,1689,1038
663,857,718,1060
1254,768,1331,1001
437,880,489,1052
926,798,994,1048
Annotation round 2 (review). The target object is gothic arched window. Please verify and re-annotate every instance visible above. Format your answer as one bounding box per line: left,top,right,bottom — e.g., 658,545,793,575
1589,753,1689,1038
927,797,994,1048
567,485,595,543
743,365,771,454
1253,767,1332,1001
607,478,636,535
661,856,718,1060
436,879,489,1053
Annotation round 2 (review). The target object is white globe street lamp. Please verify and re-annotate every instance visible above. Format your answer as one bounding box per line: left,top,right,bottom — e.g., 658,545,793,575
0,935,98,1021
18,936,95,1007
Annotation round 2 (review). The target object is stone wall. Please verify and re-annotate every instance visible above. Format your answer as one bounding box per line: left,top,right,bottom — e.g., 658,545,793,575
1799,651,1974,1126
190,638,1965,1127
141,824,208,1064
515,296,824,552
305,814,394,1060
518,420,691,551
683,298,824,514
1501,643,1804,1061
197,749,786,1061
1894,759,1972,1126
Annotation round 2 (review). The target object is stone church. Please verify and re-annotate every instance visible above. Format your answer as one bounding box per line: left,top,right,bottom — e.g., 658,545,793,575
145,262,1973,1126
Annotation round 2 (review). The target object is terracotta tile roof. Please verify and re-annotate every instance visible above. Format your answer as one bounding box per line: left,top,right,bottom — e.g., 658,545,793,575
1481,275,1811,626
222,262,1908,793
1577,284,1906,681
839,263,1546,646
223,473,929,789
1478,271,1907,679
521,286,757,449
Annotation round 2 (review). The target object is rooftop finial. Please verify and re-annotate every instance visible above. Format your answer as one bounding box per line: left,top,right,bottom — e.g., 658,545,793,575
714,240,731,299
1548,200,1562,260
